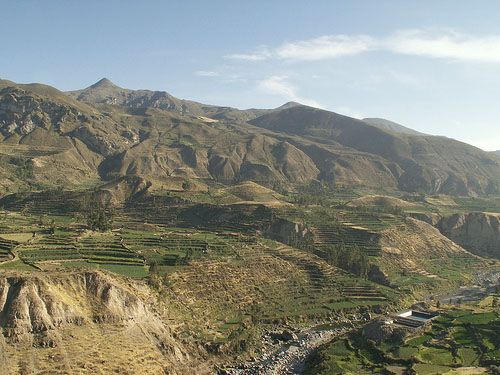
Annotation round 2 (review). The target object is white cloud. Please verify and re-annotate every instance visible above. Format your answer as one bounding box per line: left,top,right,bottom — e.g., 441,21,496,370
257,75,322,108
194,70,219,77
226,29,500,63
225,47,271,61
276,35,375,61
222,73,247,83
386,29,500,62
258,76,295,98
225,53,267,61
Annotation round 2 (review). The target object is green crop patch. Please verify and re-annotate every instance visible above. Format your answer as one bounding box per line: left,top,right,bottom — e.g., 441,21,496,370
417,347,455,366
305,302,500,375
454,311,497,325
457,347,479,366
412,363,453,375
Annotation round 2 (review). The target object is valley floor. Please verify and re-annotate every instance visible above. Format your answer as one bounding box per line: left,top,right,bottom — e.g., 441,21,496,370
224,271,500,375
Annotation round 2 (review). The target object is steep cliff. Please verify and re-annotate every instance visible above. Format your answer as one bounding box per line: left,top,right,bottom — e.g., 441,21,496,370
438,212,500,259
0,271,204,374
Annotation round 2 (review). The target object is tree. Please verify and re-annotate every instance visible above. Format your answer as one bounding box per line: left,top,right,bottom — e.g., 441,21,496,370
86,202,113,231
183,247,194,264
347,245,369,278
182,179,193,191
337,244,350,270
148,261,163,289
323,243,369,278
149,261,159,274
13,156,34,180
48,218,56,235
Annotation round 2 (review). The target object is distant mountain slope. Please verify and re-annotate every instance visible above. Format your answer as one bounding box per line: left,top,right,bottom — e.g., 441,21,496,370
0,79,318,192
0,80,114,191
250,105,500,196
68,78,269,122
362,117,425,135
69,78,207,115
493,150,500,156
0,78,498,197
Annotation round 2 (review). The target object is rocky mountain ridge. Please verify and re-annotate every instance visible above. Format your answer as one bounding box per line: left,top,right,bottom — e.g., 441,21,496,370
0,78,498,196
250,105,500,196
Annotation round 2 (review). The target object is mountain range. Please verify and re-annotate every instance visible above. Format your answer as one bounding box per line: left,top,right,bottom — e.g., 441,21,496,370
0,77,499,196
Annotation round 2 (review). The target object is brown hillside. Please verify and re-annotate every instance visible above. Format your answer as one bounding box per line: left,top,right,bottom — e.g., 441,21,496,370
0,271,209,374
250,105,500,196
0,78,498,197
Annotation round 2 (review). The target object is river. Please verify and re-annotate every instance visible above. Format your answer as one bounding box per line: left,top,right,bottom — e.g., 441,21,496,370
221,269,500,375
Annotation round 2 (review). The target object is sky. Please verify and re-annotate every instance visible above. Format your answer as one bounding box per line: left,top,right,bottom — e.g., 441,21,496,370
1,1,500,151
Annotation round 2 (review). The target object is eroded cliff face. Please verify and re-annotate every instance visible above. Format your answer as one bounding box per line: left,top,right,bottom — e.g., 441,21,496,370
0,87,80,136
438,212,500,259
0,271,201,374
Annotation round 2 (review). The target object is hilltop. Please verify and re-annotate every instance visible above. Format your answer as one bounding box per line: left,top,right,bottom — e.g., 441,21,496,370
68,78,270,121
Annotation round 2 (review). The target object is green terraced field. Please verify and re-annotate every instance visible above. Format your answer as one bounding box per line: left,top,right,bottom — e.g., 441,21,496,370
0,236,16,261
17,231,144,265
165,238,398,343
305,299,500,375
0,188,493,351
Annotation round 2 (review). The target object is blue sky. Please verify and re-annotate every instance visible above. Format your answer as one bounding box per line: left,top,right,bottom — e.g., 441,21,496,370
1,1,500,150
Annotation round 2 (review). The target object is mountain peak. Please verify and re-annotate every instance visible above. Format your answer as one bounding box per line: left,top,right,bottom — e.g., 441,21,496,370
90,78,119,89
276,101,302,110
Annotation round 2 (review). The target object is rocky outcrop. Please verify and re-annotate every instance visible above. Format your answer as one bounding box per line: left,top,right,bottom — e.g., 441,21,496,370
361,319,407,344
265,217,313,246
69,78,202,115
438,212,500,259
0,271,207,374
70,125,123,156
0,271,180,352
0,86,132,162
0,87,80,136
378,218,480,286
0,276,81,346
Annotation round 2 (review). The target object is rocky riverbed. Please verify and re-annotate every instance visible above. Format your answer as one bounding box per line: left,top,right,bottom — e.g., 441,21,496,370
431,269,500,304
221,270,500,375
220,313,371,375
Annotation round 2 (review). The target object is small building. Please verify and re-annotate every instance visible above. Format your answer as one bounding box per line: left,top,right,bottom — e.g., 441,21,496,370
393,310,438,328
